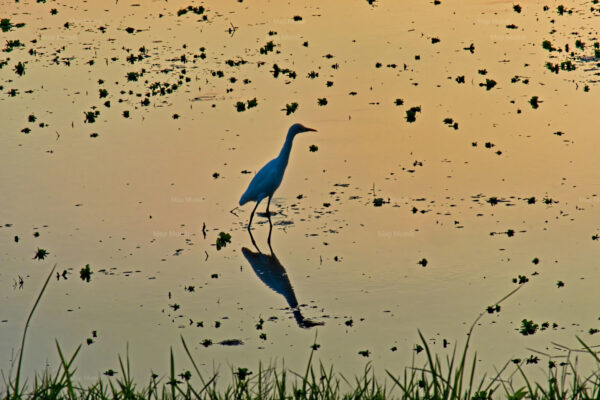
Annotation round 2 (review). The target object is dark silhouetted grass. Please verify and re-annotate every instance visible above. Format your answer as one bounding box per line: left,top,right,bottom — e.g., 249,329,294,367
4,271,600,400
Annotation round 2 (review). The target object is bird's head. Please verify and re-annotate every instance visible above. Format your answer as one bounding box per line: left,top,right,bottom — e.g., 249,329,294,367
288,123,317,136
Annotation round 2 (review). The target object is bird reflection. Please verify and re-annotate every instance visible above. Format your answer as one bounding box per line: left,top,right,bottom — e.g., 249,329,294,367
242,228,323,329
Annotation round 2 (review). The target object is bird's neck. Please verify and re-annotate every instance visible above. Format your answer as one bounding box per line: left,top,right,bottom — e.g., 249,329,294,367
277,133,295,164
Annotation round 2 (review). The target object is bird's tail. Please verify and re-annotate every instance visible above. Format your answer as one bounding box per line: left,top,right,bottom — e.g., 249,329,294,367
239,190,250,206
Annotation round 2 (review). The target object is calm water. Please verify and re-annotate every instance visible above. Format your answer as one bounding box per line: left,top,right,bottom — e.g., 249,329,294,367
2,0,600,386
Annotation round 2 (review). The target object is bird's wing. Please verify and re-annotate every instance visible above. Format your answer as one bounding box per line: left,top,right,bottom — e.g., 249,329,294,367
240,158,283,204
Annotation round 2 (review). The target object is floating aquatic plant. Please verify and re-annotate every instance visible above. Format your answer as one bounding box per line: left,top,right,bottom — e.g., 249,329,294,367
247,97,257,108
480,79,496,90
236,368,251,380
405,106,421,122
0,18,13,32
545,62,559,73
216,232,231,250
80,264,92,282
177,5,205,16
4,40,24,52
84,110,99,123
486,304,501,314
259,41,275,54
255,317,264,330
529,96,539,109
126,71,139,81
542,40,554,51
284,102,298,115
520,319,538,336
560,60,575,71
33,248,49,260
512,275,529,284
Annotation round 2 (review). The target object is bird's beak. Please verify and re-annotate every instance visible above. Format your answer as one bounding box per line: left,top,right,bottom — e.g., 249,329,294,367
305,127,317,133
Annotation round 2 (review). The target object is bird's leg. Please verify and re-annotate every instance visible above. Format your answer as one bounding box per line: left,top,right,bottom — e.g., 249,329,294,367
248,201,260,230
267,217,273,248
266,196,272,217
267,196,273,247
267,233,274,254
248,227,260,252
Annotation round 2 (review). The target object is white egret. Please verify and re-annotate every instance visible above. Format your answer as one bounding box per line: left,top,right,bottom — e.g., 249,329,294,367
239,123,317,229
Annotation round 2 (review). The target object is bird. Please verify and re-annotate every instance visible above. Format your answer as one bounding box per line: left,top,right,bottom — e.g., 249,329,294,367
239,123,317,229
242,228,324,328
242,245,323,328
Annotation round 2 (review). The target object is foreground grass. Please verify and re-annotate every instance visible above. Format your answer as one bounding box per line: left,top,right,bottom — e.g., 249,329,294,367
4,268,600,399
4,333,600,400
